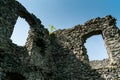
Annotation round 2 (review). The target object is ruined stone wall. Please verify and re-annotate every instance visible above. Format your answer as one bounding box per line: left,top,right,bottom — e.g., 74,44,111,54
0,0,53,80
0,0,120,80
55,16,120,66
53,15,120,80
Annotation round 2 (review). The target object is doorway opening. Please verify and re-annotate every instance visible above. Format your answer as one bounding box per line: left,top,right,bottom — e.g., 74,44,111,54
4,72,26,80
10,17,30,46
84,35,108,61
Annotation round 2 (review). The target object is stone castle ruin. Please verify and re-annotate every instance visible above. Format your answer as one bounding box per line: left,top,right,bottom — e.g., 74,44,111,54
0,0,120,80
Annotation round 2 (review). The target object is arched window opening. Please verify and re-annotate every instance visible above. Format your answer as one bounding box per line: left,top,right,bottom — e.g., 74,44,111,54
10,17,30,46
84,35,108,61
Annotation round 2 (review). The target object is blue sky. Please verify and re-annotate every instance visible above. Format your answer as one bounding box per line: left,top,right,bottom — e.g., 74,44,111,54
11,0,120,60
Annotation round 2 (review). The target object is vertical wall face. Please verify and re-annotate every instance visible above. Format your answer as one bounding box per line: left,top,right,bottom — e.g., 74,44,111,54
0,0,18,38
0,0,18,50
0,0,52,80
102,25,120,66
55,15,120,67
54,16,120,79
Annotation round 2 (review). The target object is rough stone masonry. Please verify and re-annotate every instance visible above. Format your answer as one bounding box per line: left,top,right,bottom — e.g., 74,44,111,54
0,0,120,80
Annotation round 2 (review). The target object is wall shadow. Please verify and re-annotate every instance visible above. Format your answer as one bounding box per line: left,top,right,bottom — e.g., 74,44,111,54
50,34,105,80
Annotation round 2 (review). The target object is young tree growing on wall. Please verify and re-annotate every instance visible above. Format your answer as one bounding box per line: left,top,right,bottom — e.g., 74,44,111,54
49,25,56,34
